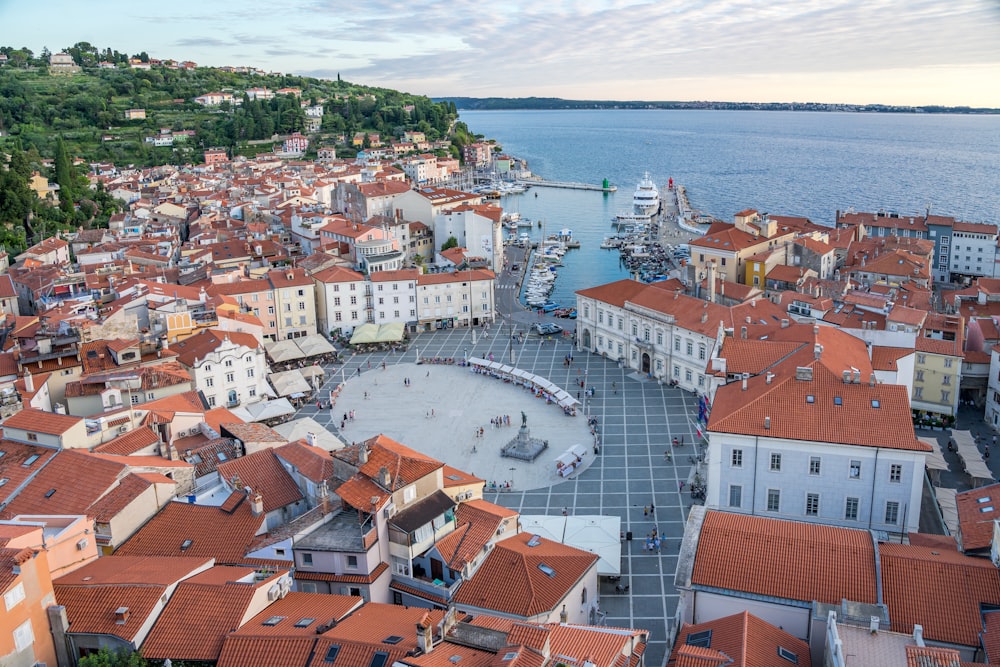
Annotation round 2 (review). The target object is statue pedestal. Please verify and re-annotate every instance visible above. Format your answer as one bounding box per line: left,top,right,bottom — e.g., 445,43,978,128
501,424,548,461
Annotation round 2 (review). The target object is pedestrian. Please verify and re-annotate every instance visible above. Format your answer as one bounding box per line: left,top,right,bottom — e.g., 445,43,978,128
343,413,348,422
562,507,568,516
340,420,346,429
367,360,371,369
679,481,685,492
650,501,655,515
643,505,648,517
382,362,386,370
426,371,430,377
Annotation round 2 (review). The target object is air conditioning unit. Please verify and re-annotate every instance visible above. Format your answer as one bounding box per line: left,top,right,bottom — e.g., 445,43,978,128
76,538,88,551
267,584,281,601
118,425,128,434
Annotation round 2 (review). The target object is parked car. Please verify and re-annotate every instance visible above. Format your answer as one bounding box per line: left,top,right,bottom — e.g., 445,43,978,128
534,323,563,335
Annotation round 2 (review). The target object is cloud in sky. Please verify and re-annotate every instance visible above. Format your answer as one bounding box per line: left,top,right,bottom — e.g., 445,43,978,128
2,0,998,105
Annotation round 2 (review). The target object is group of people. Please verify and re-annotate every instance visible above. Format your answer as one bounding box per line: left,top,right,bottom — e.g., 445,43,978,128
491,415,513,428
340,409,356,430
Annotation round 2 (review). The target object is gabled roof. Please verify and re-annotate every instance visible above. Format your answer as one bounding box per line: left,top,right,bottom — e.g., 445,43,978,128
576,279,652,309
115,497,265,565
708,366,926,452
438,499,518,570
217,449,304,513
3,407,82,435
956,483,1000,553
93,426,161,455
879,542,1000,647
142,566,282,661
0,440,59,505
54,555,213,587
690,511,878,606
0,449,127,518
55,584,166,642
668,611,811,667
173,328,260,366
335,435,443,492
274,440,335,484
452,532,598,617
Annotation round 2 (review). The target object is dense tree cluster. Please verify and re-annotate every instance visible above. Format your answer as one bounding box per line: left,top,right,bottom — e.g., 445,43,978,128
0,43,460,166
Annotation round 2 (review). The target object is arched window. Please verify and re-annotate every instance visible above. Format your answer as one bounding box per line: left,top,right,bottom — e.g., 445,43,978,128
581,587,587,604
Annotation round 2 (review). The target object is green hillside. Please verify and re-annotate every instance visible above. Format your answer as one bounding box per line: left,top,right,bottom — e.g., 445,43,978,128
0,43,462,166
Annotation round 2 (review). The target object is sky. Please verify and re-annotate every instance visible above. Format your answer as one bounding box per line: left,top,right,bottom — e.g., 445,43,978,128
3,0,1000,107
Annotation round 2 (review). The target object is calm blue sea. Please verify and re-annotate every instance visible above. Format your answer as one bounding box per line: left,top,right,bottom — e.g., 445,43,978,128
461,109,1000,306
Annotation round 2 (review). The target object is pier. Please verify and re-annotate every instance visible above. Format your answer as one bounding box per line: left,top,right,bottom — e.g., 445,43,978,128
521,179,618,193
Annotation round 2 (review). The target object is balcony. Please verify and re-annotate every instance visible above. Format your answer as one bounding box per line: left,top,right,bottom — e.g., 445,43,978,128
390,572,462,603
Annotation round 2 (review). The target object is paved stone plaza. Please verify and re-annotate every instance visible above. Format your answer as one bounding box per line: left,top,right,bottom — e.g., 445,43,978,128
296,326,704,666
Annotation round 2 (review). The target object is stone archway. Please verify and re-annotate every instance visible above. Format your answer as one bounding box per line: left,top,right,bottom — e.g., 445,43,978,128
582,329,592,350
641,353,651,374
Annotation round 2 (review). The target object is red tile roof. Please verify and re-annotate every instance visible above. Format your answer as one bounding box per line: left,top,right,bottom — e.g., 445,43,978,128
55,584,166,642
452,532,598,617
956,483,1000,553
0,449,127,518
231,591,363,637
3,407,82,435
274,440,335,484
690,511,878,606
217,449,303,513
335,435,443,492
709,365,926,451
92,425,161,455
668,611,811,667
879,542,1000,647
173,328,261,367
0,440,58,505
115,498,266,565
142,568,279,661
54,555,213,586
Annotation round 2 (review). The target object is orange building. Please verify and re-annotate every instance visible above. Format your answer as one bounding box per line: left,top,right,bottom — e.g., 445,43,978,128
0,531,59,667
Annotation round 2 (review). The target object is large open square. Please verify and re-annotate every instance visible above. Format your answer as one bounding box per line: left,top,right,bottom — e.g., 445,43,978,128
294,325,705,666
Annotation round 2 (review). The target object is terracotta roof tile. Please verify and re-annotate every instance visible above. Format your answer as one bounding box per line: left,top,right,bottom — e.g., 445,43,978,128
93,426,161,455
956,483,1000,553
53,555,213,586
217,449,303,512
871,346,913,372
142,568,276,661
452,532,598,617
880,542,1000,647
3,407,82,435
0,449,126,518
691,511,878,606
232,591,363,637
87,473,154,522
0,440,58,505
274,440,335,484
708,366,926,452
55,584,165,642
668,611,811,667
115,499,265,565
335,435,443,492
217,636,315,667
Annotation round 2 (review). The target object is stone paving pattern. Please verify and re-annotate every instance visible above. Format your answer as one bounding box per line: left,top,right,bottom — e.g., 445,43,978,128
296,326,705,667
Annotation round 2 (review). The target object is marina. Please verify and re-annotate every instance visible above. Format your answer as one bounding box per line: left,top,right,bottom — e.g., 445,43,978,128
522,178,618,192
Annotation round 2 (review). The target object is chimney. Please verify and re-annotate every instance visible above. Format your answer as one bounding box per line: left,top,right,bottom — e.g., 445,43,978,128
560,605,568,624
306,432,316,447
766,372,774,384
24,369,34,393
115,607,130,625
701,311,708,324
764,416,771,429
741,373,749,391
250,492,264,516
441,606,458,636
416,613,434,654
869,374,876,387
913,624,925,646
358,443,369,464
781,319,789,328
740,326,747,339
814,344,822,360
379,465,391,488
843,370,851,383
869,616,880,635
852,368,861,383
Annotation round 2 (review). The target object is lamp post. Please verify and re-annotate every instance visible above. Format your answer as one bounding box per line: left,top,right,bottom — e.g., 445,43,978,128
508,467,516,488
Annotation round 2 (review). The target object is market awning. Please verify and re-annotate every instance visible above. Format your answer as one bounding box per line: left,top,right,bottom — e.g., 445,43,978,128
350,323,379,345
953,430,994,486
519,515,621,577
296,334,337,358
268,369,312,397
229,397,296,422
265,339,305,362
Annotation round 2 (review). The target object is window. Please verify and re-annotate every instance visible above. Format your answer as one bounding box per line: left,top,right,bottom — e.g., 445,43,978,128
766,489,780,512
298,301,306,310
351,296,357,305
225,359,233,367
301,552,313,566
4,582,25,610
769,452,781,472
674,338,681,351
845,497,859,521
268,305,275,314
686,341,693,356
131,394,140,405
914,387,923,399
27,433,38,441
249,388,256,397
917,353,926,364
698,344,706,360
806,493,819,516
13,619,33,652
284,303,291,312
849,460,861,479
941,390,950,403
942,374,951,385
347,555,358,569
226,373,235,383
403,485,416,503
915,370,924,381
731,449,743,468
206,378,214,388
728,485,742,508
809,457,821,476
885,501,900,525
247,368,255,378
889,464,902,483
631,324,638,337
945,358,954,368
285,317,292,327
207,396,216,407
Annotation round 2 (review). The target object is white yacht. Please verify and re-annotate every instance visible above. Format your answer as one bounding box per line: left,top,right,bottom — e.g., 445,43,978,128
632,172,660,217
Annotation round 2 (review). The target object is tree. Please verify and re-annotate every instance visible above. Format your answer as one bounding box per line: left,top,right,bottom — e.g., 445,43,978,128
78,648,147,667
53,136,75,214
441,236,458,251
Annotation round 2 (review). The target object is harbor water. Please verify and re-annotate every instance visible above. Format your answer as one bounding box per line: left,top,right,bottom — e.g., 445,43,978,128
464,109,1000,307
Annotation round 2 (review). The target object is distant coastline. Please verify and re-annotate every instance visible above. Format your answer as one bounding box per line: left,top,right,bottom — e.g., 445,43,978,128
437,97,999,114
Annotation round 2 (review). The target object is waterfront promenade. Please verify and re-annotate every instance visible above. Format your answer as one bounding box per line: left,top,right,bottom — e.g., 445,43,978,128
294,325,703,667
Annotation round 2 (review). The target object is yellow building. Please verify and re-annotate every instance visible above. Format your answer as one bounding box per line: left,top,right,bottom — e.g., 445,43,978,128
911,313,964,419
